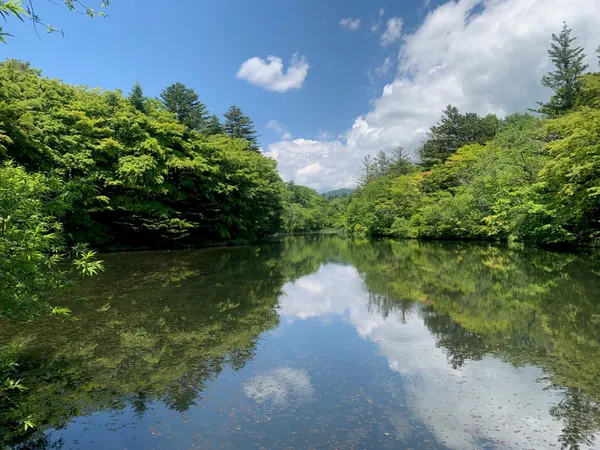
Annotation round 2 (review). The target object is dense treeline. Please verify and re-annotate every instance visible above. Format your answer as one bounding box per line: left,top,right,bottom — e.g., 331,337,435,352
342,24,600,246
0,60,279,246
0,59,282,319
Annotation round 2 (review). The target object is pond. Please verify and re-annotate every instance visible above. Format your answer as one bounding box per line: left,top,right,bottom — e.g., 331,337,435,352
1,236,599,449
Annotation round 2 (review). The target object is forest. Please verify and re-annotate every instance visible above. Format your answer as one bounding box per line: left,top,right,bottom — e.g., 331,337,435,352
0,6,599,446
2,23,600,321
340,25,600,245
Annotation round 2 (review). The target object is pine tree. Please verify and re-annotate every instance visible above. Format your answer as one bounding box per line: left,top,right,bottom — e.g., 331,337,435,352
418,105,499,168
375,151,391,177
536,23,588,117
389,146,413,176
160,82,209,131
128,82,146,112
205,113,224,136
355,155,376,187
223,105,259,151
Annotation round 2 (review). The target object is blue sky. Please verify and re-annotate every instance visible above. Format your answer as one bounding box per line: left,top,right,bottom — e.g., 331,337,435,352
3,0,600,191
2,0,421,141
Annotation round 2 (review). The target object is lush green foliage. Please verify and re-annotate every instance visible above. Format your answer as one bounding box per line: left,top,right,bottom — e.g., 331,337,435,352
160,82,209,132
417,105,501,168
223,105,259,152
0,60,283,248
281,182,330,232
0,162,103,320
535,23,588,117
344,25,600,246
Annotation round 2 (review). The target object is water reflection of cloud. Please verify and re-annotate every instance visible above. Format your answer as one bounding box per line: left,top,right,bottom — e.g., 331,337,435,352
277,264,598,449
280,265,361,321
244,367,313,406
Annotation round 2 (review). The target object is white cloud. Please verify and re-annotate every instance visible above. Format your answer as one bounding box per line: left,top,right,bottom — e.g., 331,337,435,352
340,17,361,31
317,130,330,139
244,367,313,406
380,17,403,45
375,56,393,76
266,0,600,191
275,264,600,449
371,8,386,33
236,54,309,92
296,278,324,294
266,138,351,192
267,120,292,140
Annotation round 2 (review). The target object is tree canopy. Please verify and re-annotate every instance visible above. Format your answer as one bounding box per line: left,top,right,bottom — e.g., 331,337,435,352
0,60,282,249
343,23,599,246
417,105,501,168
223,105,260,151
160,82,209,132
535,22,588,117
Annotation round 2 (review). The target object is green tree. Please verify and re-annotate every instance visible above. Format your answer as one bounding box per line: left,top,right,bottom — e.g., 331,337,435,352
205,113,224,136
128,81,146,112
355,155,376,187
281,181,329,232
388,146,413,177
540,107,600,241
535,23,588,117
0,162,103,321
223,105,259,151
160,82,209,131
0,60,283,246
418,105,500,168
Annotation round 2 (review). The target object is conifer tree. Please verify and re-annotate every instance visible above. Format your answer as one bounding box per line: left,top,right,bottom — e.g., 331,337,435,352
205,113,224,136
536,23,588,117
223,105,259,151
128,82,146,112
418,105,499,168
160,82,209,131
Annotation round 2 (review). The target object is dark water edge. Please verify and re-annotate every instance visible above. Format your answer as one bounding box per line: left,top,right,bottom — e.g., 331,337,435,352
1,235,599,449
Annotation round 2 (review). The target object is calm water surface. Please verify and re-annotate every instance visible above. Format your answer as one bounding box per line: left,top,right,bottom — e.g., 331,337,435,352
1,236,599,449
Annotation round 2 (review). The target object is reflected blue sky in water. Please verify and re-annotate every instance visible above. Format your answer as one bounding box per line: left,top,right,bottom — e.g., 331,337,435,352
48,260,596,449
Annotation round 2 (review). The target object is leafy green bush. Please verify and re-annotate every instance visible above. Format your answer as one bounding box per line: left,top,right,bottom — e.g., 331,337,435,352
0,162,104,320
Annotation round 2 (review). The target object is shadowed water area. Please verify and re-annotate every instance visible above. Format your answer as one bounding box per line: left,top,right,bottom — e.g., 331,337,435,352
1,236,599,449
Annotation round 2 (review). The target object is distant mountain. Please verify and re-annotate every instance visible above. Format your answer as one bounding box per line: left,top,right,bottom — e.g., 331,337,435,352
322,188,355,199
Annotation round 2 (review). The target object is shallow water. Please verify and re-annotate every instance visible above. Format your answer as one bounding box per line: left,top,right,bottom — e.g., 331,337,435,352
1,236,599,449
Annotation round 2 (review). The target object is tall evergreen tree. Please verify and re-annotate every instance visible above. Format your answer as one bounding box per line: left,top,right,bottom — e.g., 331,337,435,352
374,151,391,177
160,82,209,131
223,105,259,151
205,113,224,136
388,146,413,176
355,155,376,187
128,82,146,112
535,23,588,117
418,105,500,168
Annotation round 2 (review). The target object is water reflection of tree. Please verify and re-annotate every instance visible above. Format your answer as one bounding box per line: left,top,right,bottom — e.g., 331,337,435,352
277,236,600,450
551,387,600,450
0,245,288,447
421,307,489,369
1,236,599,449
354,240,600,450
